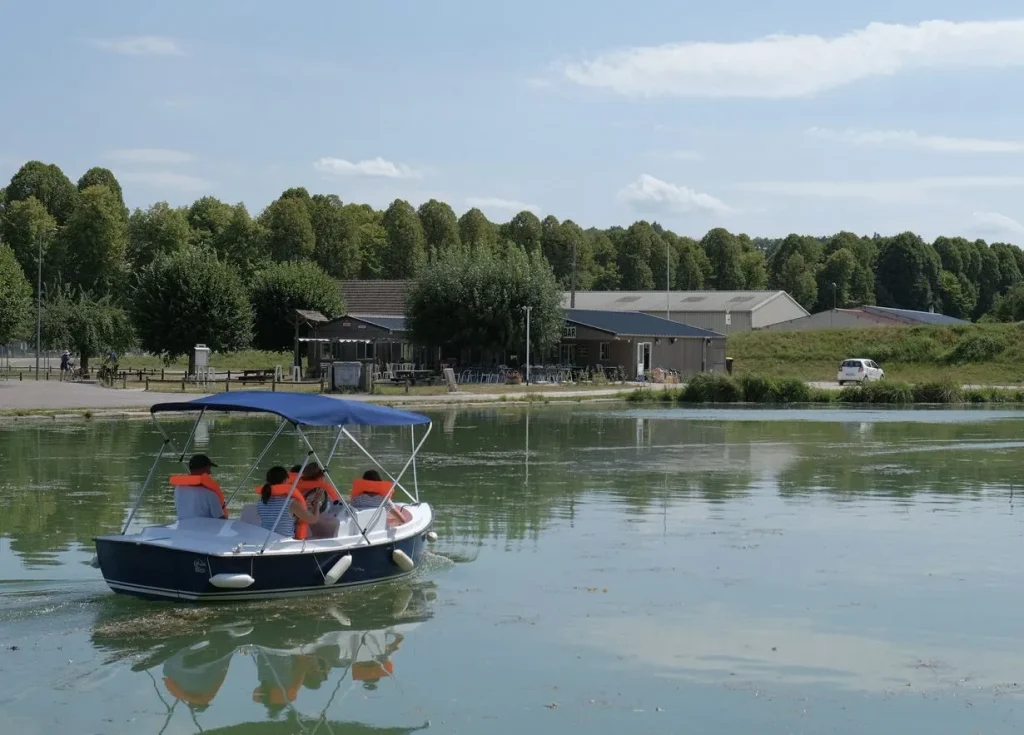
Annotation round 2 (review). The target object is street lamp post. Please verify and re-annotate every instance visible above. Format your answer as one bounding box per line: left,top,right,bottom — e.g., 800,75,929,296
35,230,43,381
521,305,532,385
666,240,671,320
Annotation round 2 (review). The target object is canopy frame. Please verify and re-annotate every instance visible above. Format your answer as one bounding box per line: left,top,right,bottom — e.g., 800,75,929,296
120,396,431,543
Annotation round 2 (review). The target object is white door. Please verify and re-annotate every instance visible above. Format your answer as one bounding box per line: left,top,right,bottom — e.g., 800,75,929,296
637,342,652,378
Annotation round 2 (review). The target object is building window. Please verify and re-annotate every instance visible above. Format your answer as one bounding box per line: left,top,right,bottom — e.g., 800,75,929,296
599,342,609,361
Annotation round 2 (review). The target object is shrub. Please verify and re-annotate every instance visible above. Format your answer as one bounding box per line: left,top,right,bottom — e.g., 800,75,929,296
774,376,811,403
680,373,742,403
839,381,913,404
808,388,835,403
738,375,775,403
911,381,963,404
944,333,1007,364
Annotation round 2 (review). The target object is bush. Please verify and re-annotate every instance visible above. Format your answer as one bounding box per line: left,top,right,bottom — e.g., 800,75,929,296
774,376,811,403
680,373,742,403
838,381,913,404
249,261,344,351
944,333,1006,364
911,381,963,404
808,388,835,403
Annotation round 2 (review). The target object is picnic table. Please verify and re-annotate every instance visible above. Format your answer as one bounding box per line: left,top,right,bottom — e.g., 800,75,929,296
390,368,437,386
236,368,276,383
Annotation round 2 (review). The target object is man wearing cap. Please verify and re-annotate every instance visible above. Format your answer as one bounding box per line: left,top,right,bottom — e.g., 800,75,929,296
169,454,229,521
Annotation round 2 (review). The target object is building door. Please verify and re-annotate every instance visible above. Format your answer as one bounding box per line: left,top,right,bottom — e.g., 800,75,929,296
637,342,651,378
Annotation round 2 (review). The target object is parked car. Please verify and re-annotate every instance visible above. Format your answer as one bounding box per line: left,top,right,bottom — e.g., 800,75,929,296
837,358,884,385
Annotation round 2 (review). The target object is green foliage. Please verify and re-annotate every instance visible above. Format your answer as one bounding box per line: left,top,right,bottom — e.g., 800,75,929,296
701,228,745,289
0,196,57,289
309,194,361,279
41,285,135,372
5,161,78,224
188,196,235,248
943,332,1006,364
249,261,345,351
56,185,128,296
407,244,563,354
875,232,942,311
381,199,426,277
838,381,914,404
616,221,658,289
417,199,461,257
501,211,543,253
260,196,315,262
458,208,498,251
0,244,32,344
133,249,253,359
911,381,963,403
679,373,742,403
127,202,192,270
737,375,812,403
77,168,125,212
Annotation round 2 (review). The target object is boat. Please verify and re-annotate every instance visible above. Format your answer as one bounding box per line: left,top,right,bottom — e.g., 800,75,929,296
90,581,436,733
92,391,437,602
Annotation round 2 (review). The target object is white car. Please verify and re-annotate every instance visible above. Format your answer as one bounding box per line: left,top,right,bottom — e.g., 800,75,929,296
837,358,884,385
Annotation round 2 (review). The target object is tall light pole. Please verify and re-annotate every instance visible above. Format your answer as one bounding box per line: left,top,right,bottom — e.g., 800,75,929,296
666,241,671,320
522,305,532,385
35,229,43,381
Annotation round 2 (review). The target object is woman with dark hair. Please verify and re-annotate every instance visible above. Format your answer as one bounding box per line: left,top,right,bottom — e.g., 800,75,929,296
256,466,321,539
350,469,408,525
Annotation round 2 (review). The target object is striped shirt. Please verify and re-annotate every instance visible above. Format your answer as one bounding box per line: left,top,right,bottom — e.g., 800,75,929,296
256,497,296,538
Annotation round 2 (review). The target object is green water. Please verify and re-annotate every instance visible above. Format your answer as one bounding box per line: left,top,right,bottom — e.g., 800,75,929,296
3,405,1024,733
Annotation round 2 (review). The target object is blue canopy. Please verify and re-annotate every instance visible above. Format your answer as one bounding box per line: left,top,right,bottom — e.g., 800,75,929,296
150,391,430,427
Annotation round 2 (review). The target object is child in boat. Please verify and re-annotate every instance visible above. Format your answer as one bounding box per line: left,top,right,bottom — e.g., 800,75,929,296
256,466,320,539
350,470,408,525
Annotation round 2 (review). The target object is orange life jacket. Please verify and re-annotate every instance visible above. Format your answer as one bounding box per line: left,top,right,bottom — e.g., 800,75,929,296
287,471,342,502
256,482,309,540
352,659,394,682
170,474,228,518
252,656,312,705
164,671,228,707
350,478,394,500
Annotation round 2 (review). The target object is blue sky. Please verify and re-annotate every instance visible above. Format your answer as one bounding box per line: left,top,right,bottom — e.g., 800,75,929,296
3,1,1024,243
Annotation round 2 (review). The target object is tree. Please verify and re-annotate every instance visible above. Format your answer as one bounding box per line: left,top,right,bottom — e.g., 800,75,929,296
249,261,345,352
0,196,57,290
41,286,135,374
407,245,563,356
310,194,361,279
875,232,942,311
700,228,745,289
127,202,192,270
5,161,78,224
259,196,315,262
0,245,31,345
213,203,263,272
56,185,128,296
500,211,543,254
615,221,658,289
938,270,973,319
991,283,1024,322
417,199,461,257
542,216,591,290
740,250,768,289
458,208,497,250
974,242,1002,319
675,238,709,290
586,228,621,290
991,242,1022,294
187,196,234,248
775,253,817,309
133,249,253,359
381,199,426,277
77,168,125,213
815,249,856,310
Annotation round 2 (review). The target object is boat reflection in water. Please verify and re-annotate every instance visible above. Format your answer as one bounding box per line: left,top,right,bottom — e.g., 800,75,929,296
90,581,435,733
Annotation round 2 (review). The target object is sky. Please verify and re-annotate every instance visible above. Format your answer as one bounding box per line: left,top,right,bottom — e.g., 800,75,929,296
2,1,1024,243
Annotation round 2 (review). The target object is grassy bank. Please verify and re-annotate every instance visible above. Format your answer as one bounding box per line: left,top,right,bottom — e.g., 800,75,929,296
628,373,1024,405
728,323,1024,384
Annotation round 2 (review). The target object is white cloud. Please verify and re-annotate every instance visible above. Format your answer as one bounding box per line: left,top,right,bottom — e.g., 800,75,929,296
108,148,194,165
313,156,422,179
808,127,1024,153
972,211,1024,237
116,171,212,192
619,174,732,215
737,176,1024,204
465,197,541,215
562,19,1024,98
89,36,183,56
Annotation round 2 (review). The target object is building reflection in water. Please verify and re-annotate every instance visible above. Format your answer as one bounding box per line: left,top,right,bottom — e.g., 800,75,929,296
90,581,436,734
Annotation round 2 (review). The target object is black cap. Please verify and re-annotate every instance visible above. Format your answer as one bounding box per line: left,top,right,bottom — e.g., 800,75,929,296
188,454,217,471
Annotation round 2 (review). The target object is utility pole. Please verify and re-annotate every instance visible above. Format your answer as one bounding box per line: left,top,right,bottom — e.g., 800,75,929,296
666,240,671,320
522,305,532,385
35,229,43,381
570,239,577,308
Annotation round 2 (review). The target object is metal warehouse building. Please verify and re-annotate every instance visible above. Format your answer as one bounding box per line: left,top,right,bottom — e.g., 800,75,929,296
561,290,807,334
759,305,970,331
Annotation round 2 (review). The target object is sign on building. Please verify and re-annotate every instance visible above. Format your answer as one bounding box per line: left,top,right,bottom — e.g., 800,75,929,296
563,325,577,339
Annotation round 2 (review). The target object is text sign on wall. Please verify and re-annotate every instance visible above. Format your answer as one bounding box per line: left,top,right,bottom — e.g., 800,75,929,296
563,325,577,339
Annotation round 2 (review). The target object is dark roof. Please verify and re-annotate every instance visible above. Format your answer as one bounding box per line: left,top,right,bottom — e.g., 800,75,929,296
348,314,407,332
861,305,969,326
339,280,410,316
564,309,723,338
292,308,329,324
150,391,429,427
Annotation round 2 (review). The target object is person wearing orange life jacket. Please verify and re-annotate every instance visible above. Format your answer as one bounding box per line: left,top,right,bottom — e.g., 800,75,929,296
170,454,228,521
256,466,320,540
350,470,408,525
286,463,342,539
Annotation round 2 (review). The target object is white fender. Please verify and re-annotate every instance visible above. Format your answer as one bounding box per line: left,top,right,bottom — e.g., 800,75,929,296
324,555,353,585
209,573,255,589
327,606,352,626
426,531,438,542
392,549,415,572
89,555,100,568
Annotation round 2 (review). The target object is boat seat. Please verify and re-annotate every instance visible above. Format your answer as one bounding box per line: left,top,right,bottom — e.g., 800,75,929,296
239,503,261,527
